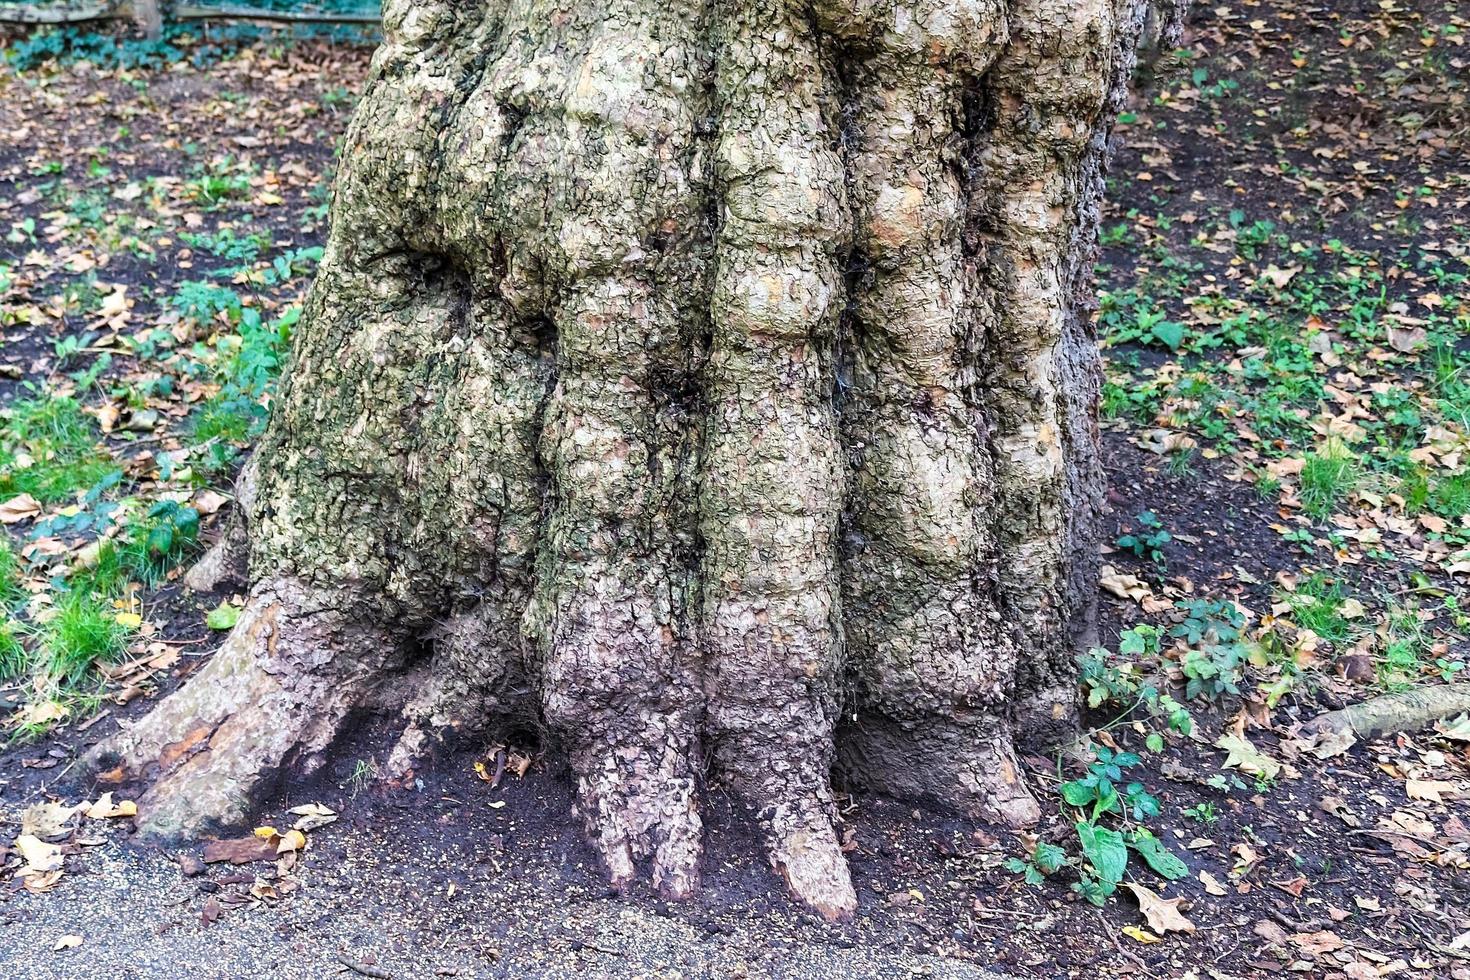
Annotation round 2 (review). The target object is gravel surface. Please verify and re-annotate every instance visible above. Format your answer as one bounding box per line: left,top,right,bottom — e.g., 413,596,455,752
2,781,1020,980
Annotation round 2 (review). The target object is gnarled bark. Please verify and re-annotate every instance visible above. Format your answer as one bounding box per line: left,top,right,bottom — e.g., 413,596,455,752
90,0,1155,920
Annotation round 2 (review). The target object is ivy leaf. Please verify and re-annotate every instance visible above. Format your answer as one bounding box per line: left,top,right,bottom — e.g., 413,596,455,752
1150,319,1186,350
1033,841,1068,875
1061,780,1095,807
1076,822,1128,884
1129,830,1189,880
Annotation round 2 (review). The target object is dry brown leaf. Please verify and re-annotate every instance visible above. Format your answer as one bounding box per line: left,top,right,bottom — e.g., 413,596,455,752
193,489,231,515
1290,930,1347,956
21,801,83,840
1200,870,1228,896
1123,882,1196,935
1099,565,1152,602
202,836,278,865
1405,779,1458,803
14,834,65,875
288,803,337,832
0,493,42,524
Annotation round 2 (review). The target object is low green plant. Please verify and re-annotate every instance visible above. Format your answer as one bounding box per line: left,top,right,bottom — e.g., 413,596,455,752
1173,598,1249,702
1058,746,1188,906
1300,442,1359,519
1280,573,1352,643
1182,802,1219,825
1116,511,1172,564
0,536,26,608
0,389,117,503
0,614,29,680
1004,840,1068,886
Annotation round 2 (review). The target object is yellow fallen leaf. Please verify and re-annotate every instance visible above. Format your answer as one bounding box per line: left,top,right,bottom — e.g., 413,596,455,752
85,793,138,819
253,826,279,840
276,829,306,854
114,612,143,629
1122,925,1161,944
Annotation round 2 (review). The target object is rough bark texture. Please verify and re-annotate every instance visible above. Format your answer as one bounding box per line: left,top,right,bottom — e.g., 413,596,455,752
92,0,1156,920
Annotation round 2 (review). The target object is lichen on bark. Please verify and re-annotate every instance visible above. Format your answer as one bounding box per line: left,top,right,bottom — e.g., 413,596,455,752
91,0,1156,920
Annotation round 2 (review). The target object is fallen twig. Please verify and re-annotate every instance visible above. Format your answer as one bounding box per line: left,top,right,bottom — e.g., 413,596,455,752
337,958,392,979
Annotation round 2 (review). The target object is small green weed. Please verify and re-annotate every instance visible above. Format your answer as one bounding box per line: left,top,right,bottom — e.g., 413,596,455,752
1116,511,1172,564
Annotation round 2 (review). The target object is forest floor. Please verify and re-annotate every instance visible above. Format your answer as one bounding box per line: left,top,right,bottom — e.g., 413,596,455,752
0,2,1468,978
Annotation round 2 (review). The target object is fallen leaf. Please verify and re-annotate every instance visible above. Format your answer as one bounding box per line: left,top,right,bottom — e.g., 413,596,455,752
1199,870,1228,896
202,836,278,865
1121,925,1161,944
1253,919,1290,945
1100,565,1153,602
276,829,306,854
1405,779,1458,803
0,493,41,524
1386,323,1427,353
1434,714,1470,742
1290,930,1347,956
193,490,230,515
1124,882,1196,935
21,801,83,839
288,803,337,832
53,935,82,951
84,793,138,819
14,834,65,874
1215,733,1282,779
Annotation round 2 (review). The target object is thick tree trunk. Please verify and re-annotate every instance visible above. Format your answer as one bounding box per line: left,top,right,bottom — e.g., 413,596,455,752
91,0,1156,920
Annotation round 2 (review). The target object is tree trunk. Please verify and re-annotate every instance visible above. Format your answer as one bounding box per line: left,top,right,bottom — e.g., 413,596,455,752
91,0,1157,920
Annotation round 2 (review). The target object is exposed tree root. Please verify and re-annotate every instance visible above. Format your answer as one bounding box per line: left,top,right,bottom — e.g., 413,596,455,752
88,578,399,838
1301,684,1470,757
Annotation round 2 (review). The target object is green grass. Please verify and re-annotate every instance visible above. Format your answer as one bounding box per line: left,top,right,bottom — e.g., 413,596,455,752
0,615,29,681
38,590,132,688
1282,573,1353,643
0,536,25,607
0,391,117,504
1378,603,1433,690
1299,445,1360,520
